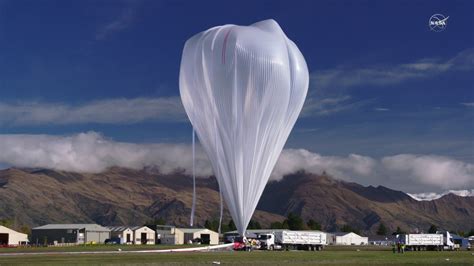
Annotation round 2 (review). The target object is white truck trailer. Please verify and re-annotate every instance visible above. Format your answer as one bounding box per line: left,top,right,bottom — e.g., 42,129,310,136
258,230,327,251
397,232,454,251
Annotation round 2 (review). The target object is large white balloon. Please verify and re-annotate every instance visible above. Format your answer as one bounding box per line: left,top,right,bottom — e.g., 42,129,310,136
179,19,308,235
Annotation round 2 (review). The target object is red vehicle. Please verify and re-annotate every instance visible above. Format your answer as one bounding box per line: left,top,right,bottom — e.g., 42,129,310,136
233,237,251,251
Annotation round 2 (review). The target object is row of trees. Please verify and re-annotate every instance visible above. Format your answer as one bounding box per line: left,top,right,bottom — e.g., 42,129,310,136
201,216,474,237
375,222,474,237
202,213,322,232
0,218,31,235
268,213,323,231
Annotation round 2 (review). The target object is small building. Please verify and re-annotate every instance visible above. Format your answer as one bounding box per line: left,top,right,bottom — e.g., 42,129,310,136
328,232,368,245
154,226,218,245
149,225,176,244
107,226,134,244
32,224,110,245
130,226,155,245
0,225,29,246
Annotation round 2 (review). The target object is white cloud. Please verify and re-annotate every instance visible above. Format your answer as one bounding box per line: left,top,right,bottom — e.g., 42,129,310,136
0,132,212,175
302,48,474,117
301,95,373,116
0,97,186,125
274,151,474,193
95,2,140,41
408,189,474,201
311,48,474,90
273,149,377,180
302,95,351,116
0,132,472,194
381,154,474,189
461,102,474,107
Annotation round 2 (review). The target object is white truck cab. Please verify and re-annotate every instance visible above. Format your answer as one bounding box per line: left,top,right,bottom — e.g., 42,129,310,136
257,233,279,250
437,231,456,250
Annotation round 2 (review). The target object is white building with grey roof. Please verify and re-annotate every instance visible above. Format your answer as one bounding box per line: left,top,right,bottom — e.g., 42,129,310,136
107,226,134,244
107,226,155,245
130,226,155,245
154,226,219,245
32,224,110,245
0,225,29,246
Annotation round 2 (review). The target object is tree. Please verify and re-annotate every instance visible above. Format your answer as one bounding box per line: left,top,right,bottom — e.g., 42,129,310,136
376,223,388,236
19,225,31,235
270,221,283,229
467,229,474,237
248,220,262,230
392,226,406,235
204,219,223,232
281,220,290,229
146,217,166,225
0,219,14,228
428,224,438,234
227,220,236,231
204,220,213,230
341,224,360,234
307,219,321,230
286,213,305,230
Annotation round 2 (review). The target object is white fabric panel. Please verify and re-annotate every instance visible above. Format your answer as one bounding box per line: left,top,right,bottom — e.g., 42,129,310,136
179,19,308,235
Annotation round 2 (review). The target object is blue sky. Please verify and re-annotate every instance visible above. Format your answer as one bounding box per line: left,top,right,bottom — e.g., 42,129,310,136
0,0,472,194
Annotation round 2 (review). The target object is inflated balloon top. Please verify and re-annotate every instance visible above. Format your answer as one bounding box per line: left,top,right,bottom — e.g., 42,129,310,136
179,19,308,235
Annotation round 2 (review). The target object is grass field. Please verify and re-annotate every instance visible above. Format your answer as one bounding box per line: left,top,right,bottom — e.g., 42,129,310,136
0,244,192,253
0,245,473,265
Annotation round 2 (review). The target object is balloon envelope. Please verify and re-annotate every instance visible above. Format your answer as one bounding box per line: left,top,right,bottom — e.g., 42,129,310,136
179,19,308,235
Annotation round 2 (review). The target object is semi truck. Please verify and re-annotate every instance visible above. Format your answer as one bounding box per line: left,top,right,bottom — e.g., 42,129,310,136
257,230,327,251
396,231,455,251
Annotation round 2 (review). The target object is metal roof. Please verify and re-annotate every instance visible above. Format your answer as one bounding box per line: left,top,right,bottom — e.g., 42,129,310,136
0,225,28,236
130,226,153,231
178,228,217,234
33,224,110,231
329,232,366,237
107,226,153,232
107,226,132,232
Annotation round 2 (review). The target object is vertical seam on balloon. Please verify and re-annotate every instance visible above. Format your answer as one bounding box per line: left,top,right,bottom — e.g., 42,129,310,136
222,29,232,64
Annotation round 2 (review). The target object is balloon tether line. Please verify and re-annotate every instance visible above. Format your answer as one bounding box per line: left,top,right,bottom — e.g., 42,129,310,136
190,128,196,227
214,122,223,234
218,186,223,234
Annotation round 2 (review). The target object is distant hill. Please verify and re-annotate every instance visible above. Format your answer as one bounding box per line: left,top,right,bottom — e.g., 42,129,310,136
0,167,472,233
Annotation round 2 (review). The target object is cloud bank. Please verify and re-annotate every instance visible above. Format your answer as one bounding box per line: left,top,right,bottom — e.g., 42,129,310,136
0,132,472,196
0,97,186,125
311,48,474,91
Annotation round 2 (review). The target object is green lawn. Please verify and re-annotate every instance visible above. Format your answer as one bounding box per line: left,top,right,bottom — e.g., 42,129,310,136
0,246,472,265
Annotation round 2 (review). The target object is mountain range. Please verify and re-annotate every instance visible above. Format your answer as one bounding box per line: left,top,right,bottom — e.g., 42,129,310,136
0,167,472,233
